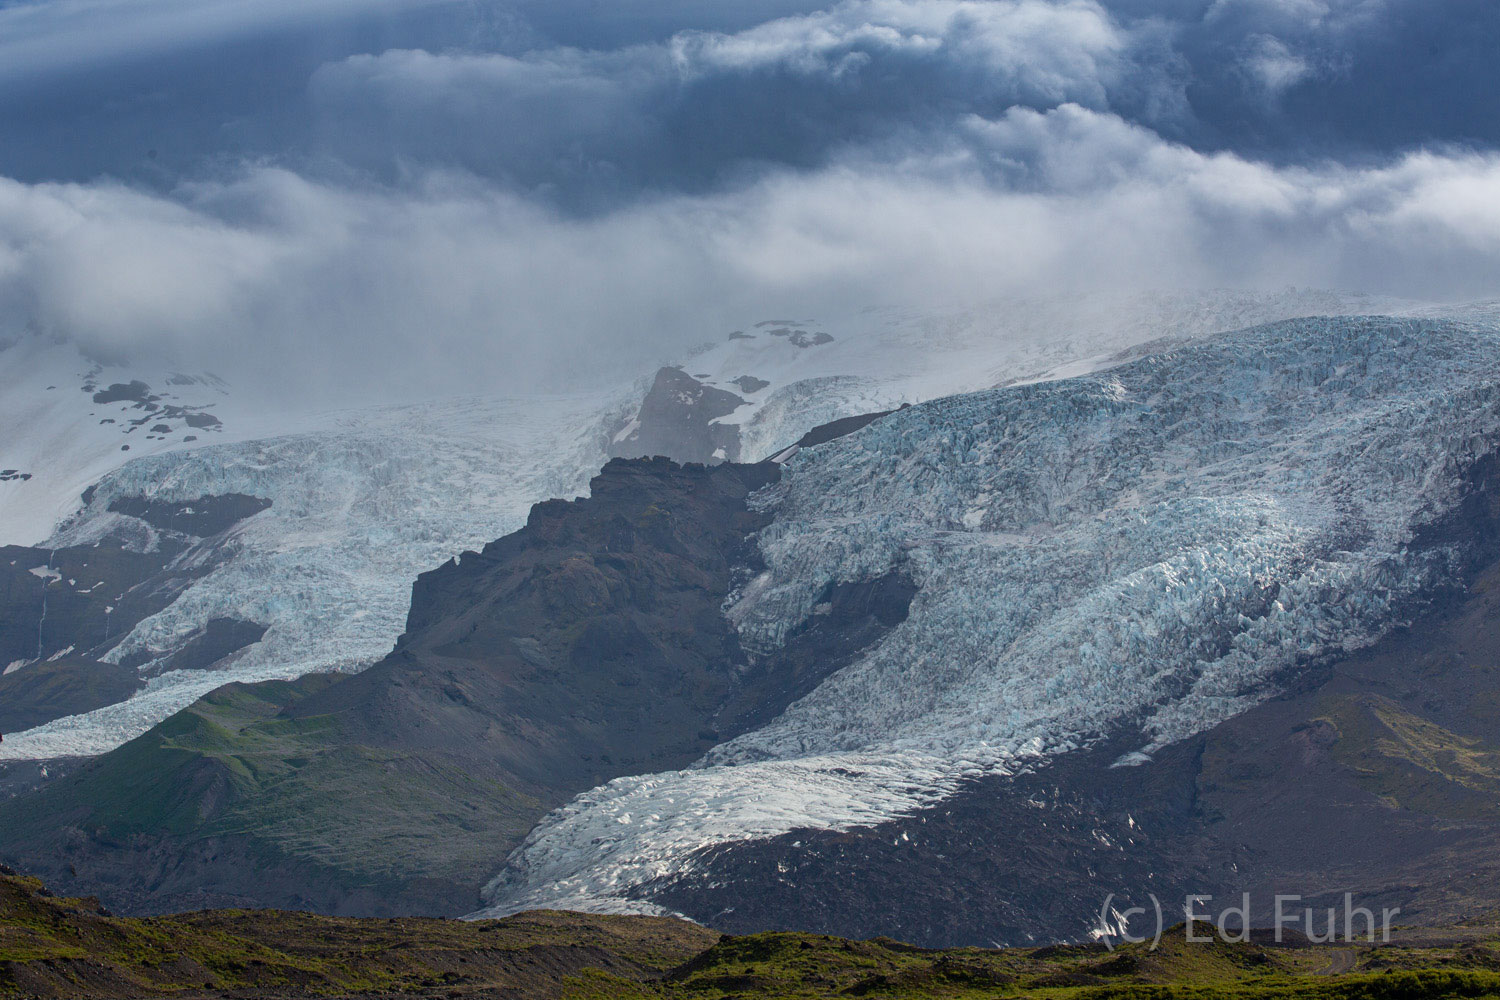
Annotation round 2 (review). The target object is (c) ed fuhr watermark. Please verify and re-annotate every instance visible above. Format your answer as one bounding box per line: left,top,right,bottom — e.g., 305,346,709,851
1095,893,1400,951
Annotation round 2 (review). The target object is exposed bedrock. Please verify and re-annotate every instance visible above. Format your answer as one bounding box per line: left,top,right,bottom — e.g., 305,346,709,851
105,494,271,538
608,367,746,465
0,492,273,731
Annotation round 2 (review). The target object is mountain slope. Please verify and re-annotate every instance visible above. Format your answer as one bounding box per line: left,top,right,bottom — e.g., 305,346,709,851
0,455,915,914
0,391,619,761
14,315,1500,939
642,542,1500,945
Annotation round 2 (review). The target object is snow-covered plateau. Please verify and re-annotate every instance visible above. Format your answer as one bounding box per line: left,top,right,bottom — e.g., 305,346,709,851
0,290,1485,764
473,314,1500,919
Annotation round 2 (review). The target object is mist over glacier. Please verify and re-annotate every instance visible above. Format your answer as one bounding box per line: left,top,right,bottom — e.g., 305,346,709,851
1,287,1420,761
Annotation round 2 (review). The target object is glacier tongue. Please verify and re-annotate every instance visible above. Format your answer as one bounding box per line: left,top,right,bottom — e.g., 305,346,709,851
476,315,1500,918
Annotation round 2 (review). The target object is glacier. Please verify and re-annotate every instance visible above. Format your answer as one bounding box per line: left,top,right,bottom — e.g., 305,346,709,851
0,290,1476,762
475,315,1500,919
675,288,1424,463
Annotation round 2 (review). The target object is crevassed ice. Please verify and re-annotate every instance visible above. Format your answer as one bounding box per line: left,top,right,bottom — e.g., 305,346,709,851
0,394,616,761
695,288,1426,462
475,316,1500,918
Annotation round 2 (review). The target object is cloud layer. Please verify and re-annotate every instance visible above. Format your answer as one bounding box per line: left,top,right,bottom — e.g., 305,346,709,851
0,0,1497,395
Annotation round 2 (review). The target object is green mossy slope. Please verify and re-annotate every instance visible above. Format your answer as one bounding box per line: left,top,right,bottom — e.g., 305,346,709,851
4,872,1500,999
0,676,539,915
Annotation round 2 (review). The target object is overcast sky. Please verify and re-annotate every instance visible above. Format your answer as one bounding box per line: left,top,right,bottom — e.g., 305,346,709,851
2,0,1498,395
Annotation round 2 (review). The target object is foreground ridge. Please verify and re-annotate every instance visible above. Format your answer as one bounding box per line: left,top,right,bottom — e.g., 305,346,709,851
3,870,1500,999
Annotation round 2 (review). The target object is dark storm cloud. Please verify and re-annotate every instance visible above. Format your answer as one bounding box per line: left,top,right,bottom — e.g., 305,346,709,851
303,0,1187,206
3,0,1497,197
1101,0,1500,157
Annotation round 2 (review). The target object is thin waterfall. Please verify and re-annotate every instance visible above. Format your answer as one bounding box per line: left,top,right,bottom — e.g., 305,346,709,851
36,549,53,660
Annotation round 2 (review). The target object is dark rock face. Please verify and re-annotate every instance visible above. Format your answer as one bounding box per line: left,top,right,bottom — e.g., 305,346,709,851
792,408,899,449
143,618,268,676
0,493,274,730
106,493,270,537
81,374,224,440
731,375,770,393
609,368,746,465
178,409,221,429
0,542,185,672
91,381,155,405
290,457,788,795
764,407,902,463
764,327,834,347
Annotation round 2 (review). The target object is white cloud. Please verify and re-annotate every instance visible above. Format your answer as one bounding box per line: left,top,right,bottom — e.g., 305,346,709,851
1238,32,1313,98
1,104,1497,404
670,0,1128,107
303,0,1186,192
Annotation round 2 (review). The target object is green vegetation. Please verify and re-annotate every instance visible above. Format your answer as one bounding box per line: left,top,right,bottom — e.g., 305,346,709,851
0,676,542,911
4,872,1500,999
0,871,714,998
1323,694,1500,820
639,928,1500,1000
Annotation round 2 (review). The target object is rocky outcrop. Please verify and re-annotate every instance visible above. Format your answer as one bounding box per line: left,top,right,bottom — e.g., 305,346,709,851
0,492,273,730
0,542,185,674
105,494,271,537
608,368,746,465
0,659,144,735
287,457,787,795
141,618,268,676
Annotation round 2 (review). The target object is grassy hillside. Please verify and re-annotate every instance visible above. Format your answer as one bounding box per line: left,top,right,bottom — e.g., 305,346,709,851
4,871,1500,999
0,675,541,915
0,870,714,998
